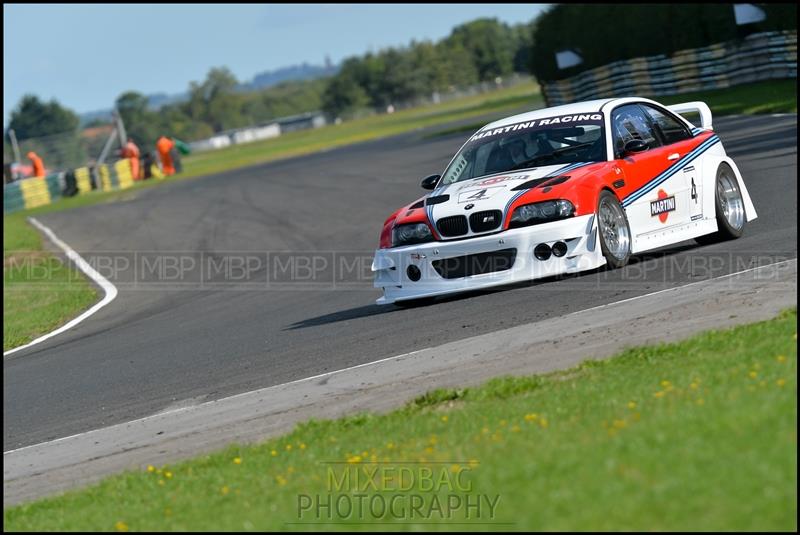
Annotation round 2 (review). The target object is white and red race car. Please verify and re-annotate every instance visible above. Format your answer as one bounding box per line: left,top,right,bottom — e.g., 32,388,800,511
372,97,757,305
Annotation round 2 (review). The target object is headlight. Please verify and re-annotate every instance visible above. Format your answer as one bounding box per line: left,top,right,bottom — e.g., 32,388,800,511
509,200,575,228
392,223,434,247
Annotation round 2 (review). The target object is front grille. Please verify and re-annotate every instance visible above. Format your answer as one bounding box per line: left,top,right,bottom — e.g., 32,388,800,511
432,248,517,279
436,215,468,237
469,210,502,233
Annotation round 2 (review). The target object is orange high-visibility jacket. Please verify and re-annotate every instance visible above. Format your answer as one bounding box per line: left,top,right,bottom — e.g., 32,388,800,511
125,140,141,180
27,152,45,178
156,136,176,175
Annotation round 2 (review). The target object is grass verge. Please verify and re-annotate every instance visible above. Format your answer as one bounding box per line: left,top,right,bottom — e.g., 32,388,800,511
5,309,796,531
430,78,798,138
3,213,98,351
4,80,543,219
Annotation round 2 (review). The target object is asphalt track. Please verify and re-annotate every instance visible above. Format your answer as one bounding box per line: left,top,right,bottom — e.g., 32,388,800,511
4,114,797,450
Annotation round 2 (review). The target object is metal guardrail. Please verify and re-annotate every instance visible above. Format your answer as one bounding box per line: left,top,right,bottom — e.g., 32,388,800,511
541,30,797,106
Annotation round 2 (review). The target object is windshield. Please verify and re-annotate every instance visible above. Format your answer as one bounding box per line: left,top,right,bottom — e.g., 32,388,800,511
441,113,606,185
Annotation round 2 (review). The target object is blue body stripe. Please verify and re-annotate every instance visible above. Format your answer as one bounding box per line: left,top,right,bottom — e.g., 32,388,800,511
622,136,719,207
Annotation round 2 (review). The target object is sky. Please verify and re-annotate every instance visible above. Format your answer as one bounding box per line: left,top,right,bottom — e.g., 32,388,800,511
3,3,551,125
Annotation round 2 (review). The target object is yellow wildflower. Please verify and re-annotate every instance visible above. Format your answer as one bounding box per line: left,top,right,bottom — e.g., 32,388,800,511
233,457,242,465
539,417,549,429
115,521,129,532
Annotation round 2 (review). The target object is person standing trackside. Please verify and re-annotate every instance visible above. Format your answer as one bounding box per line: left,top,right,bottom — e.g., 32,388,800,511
156,135,176,176
122,138,142,180
27,151,45,178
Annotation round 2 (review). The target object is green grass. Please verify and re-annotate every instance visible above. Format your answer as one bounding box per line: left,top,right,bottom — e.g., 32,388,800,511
3,213,98,350
3,81,543,219
655,78,798,115
5,309,796,531
429,78,798,138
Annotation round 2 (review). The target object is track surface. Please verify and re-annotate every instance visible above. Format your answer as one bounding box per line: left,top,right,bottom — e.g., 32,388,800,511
4,114,797,450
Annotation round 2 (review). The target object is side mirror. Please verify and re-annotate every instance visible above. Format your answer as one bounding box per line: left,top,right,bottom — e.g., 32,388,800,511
623,139,648,155
420,174,440,190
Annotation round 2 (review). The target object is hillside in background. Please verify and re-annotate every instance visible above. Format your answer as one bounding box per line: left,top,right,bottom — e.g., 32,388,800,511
78,61,339,126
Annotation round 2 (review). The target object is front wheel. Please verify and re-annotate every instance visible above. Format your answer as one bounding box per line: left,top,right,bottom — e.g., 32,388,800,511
695,162,746,245
597,190,632,269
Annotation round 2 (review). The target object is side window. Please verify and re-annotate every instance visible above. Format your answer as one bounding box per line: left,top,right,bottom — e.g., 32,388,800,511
611,104,660,157
642,105,691,145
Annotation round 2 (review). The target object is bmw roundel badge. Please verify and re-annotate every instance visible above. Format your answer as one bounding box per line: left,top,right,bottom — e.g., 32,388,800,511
464,203,474,210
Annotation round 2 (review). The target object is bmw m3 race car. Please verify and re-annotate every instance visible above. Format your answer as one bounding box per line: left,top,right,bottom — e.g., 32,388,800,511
372,97,757,305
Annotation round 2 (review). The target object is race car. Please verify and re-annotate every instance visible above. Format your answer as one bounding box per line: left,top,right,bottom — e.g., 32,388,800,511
372,97,757,305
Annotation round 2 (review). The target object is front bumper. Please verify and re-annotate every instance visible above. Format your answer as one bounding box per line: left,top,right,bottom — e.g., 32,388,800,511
372,214,605,304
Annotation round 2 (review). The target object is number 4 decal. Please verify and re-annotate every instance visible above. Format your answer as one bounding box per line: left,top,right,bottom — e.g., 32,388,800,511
466,189,488,200
691,178,697,202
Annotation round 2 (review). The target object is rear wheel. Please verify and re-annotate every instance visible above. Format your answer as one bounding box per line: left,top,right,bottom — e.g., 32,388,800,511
597,190,631,269
695,163,746,245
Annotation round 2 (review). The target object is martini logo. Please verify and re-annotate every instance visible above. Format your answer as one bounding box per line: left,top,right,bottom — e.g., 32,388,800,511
650,189,676,223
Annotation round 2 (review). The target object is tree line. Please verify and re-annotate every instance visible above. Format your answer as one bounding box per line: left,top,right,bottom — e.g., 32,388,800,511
530,4,797,82
6,17,536,153
6,5,797,159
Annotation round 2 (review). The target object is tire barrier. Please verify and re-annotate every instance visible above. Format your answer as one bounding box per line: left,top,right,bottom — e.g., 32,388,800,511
2,160,166,214
541,30,797,106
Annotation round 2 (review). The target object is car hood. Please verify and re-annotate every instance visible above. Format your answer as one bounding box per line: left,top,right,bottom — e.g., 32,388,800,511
424,162,595,234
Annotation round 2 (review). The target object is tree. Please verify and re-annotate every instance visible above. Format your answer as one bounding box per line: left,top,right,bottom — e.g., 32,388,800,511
445,19,515,81
185,67,247,132
8,95,80,139
321,73,369,117
115,91,159,147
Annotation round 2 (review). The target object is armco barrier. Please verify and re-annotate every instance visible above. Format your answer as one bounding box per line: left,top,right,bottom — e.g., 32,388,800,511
541,30,797,106
3,160,165,214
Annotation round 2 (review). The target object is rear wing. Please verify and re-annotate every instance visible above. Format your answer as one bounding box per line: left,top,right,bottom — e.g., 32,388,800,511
667,101,713,131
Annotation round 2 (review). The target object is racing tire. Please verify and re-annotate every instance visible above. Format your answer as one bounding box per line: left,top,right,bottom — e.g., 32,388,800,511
695,163,746,245
596,190,632,269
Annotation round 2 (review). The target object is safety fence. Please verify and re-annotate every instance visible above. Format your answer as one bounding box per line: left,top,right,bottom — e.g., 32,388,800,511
3,159,164,214
541,30,797,106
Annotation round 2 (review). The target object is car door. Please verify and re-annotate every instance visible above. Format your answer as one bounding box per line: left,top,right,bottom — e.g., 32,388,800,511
612,104,699,246
639,103,703,222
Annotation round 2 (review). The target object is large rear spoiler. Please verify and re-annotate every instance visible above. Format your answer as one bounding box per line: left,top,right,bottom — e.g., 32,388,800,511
667,101,713,130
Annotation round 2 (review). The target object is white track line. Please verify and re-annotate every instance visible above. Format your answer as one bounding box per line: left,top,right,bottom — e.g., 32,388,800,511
3,258,794,455
3,217,118,357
